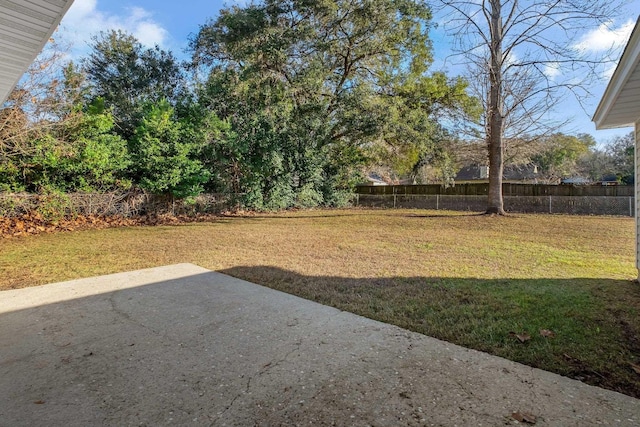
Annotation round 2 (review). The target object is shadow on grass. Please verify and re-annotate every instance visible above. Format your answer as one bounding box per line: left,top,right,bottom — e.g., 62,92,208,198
220,265,640,398
219,213,359,220
219,210,484,221
402,212,486,219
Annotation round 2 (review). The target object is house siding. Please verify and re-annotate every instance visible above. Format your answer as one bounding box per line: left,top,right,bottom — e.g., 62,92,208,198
636,121,640,275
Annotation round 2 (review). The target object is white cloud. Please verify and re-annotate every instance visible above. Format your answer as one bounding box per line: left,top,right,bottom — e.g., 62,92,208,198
574,20,635,53
64,0,97,21
572,19,635,80
126,7,169,47
134,21,167,47
504,50,518,67
59,0,169,54
603,62,620,80
543,62,561,80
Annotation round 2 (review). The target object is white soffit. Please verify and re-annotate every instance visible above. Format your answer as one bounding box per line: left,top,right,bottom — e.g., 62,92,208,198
593,17,640,129
0,0,75,105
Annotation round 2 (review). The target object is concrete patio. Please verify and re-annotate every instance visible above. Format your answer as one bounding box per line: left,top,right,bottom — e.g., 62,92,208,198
0,263,638,426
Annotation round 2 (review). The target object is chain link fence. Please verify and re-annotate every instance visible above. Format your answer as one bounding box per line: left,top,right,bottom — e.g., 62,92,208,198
354,194,635,216
0,191,634,218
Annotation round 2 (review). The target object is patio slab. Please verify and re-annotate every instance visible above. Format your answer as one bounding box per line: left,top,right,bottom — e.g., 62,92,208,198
0,263,638,426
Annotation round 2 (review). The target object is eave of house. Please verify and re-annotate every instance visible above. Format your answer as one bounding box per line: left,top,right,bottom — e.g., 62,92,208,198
0,0,75,105
593,16,640,129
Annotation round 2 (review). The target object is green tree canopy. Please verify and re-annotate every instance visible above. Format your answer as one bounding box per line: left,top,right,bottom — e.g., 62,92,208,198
1,51,131,193
531,133,594,183
26,101,131,192
83,30,185,140
607,132,634,185
129,100,219,198
190,0,478,208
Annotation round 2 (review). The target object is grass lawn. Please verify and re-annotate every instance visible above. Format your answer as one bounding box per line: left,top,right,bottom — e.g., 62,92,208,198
1,209,639,397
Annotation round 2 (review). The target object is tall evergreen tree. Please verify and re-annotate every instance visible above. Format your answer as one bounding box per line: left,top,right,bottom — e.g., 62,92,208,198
190,0,478,208
83,30,185,140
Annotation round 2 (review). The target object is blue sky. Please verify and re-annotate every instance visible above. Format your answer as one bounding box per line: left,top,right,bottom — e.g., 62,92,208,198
58,0,224,56
56,0,640,144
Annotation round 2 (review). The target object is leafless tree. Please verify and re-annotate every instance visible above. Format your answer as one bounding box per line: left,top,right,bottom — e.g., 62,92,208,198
439,0,625,214
0,39,82,162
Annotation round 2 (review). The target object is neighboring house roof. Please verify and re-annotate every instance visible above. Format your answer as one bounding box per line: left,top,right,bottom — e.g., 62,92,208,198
455,164,537,181
455,165,489,181
503,164,538,181
593,16,640,129
360,172,388,185
365,174,387,186
0,0,75,105
560,177,591,185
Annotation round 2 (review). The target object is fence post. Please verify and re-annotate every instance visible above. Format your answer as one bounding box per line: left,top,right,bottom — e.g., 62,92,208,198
630,196,633,217
549,196,552,214
436,194,439,210
393,194,397,208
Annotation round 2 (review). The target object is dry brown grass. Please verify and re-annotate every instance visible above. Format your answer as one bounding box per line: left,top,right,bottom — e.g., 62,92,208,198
1,209,634,288
1,209,639,396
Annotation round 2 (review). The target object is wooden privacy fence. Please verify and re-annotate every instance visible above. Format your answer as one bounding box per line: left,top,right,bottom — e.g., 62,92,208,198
356,183,634,197
0,185,634,218
354,193,634,216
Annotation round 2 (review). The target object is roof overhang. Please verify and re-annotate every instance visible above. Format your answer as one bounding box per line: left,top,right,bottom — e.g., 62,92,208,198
0,0,75,105
593,17,640,130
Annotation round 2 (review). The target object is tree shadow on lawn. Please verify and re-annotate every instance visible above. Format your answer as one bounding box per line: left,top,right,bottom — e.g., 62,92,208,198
221,265,640,398
219,210,484,221
402,212,486,219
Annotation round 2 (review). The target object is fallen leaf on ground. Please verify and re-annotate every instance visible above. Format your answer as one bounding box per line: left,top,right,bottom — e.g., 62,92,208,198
512,411,537,424
0,212,222,239
630,363,640,375
509,331,531,343
540,329,555,338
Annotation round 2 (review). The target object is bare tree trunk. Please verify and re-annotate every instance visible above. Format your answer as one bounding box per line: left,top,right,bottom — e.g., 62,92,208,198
486,0,505,215
439,0,625,215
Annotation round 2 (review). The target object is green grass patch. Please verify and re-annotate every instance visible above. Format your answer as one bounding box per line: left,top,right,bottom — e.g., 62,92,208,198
1,209,638,396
